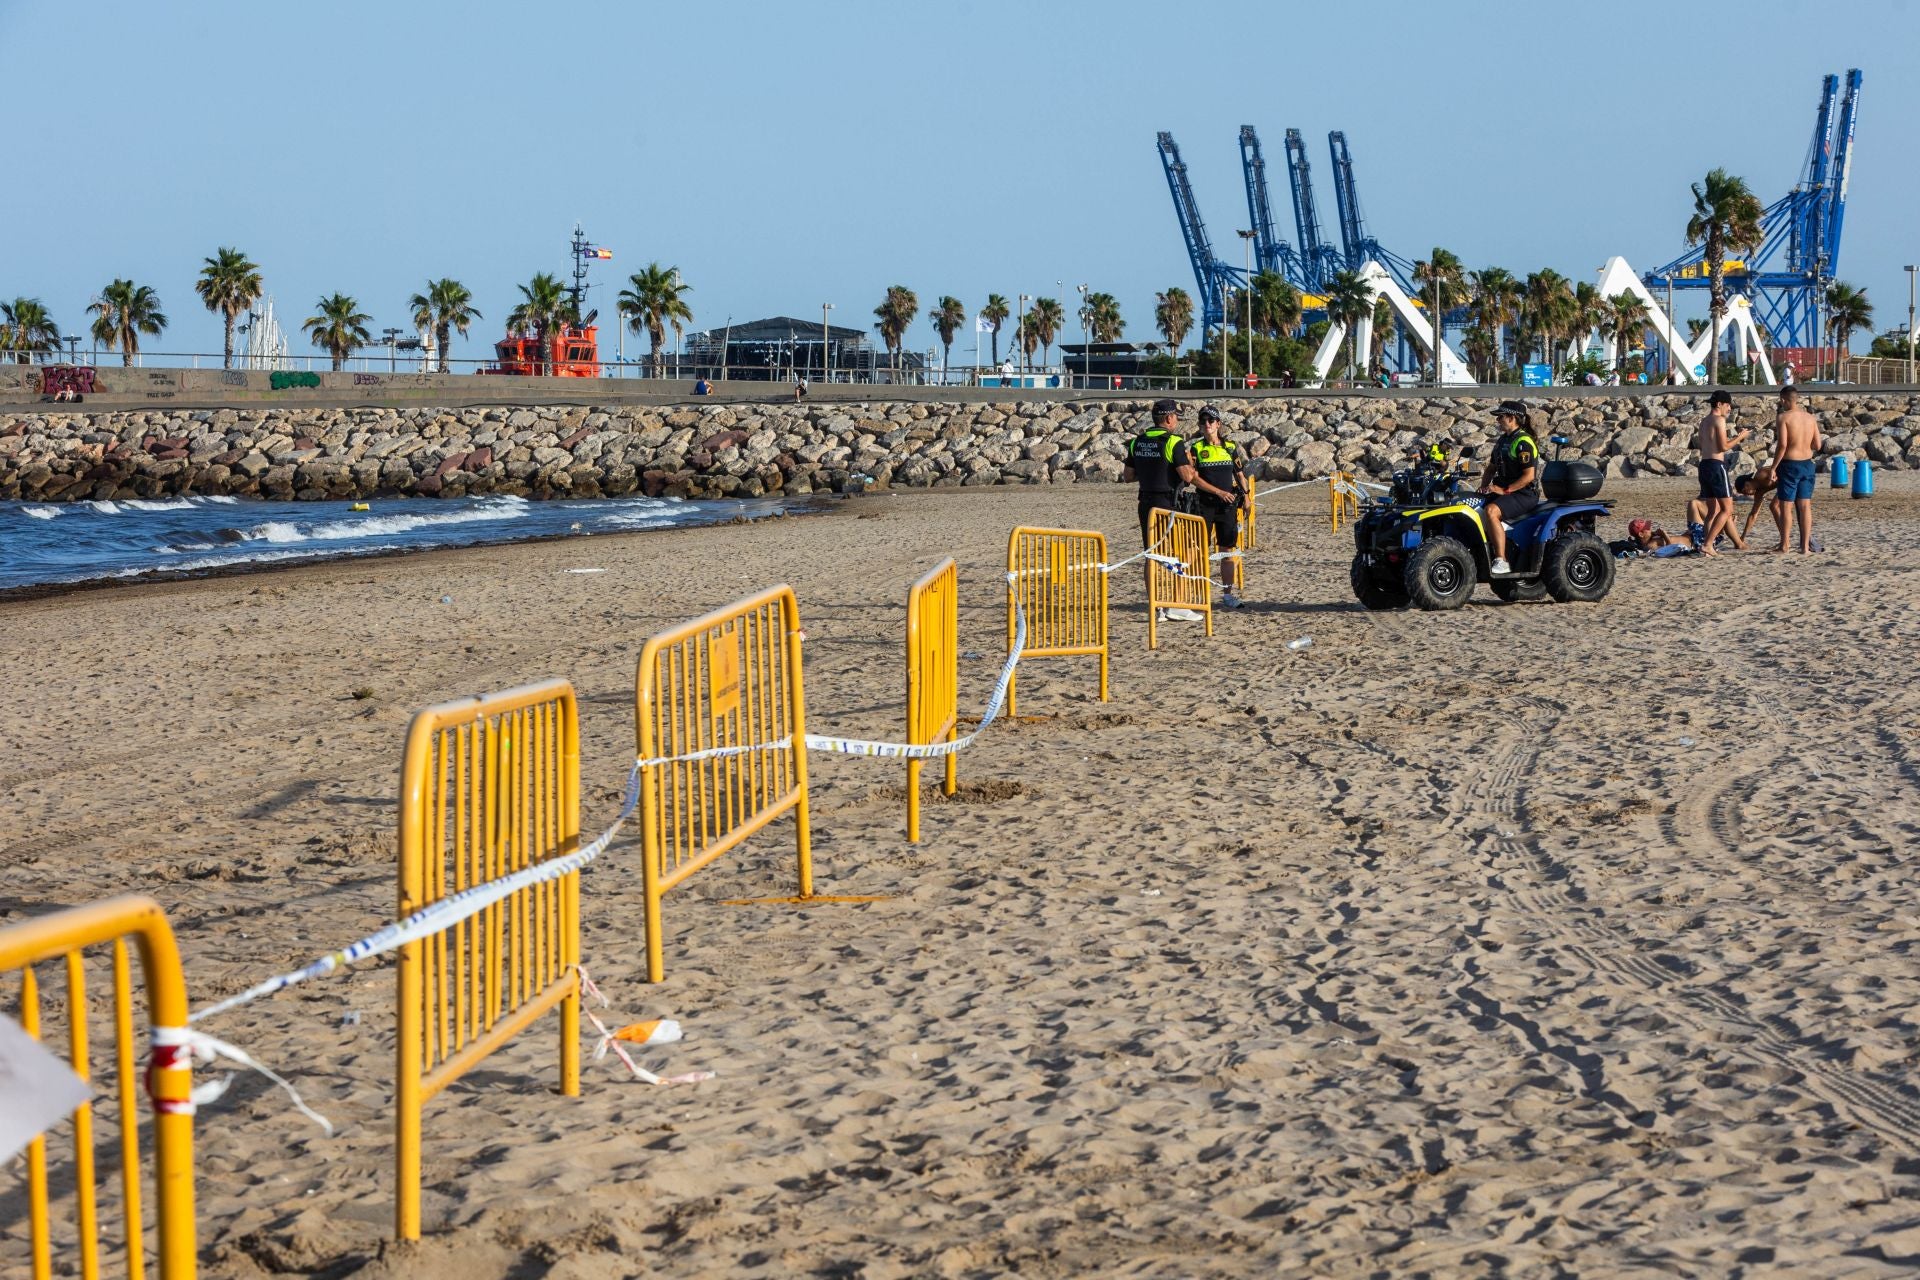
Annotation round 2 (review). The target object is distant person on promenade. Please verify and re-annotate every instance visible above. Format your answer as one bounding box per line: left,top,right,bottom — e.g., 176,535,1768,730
1694,390,1750,556
694,376,712,396
1781,360,1796,388
1769,386,1823,553
1188,406,1249,609
794,377,807,403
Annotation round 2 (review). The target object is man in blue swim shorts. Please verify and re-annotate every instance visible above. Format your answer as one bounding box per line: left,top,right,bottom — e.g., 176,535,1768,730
1695,390,1750,556
1769,386,1824,553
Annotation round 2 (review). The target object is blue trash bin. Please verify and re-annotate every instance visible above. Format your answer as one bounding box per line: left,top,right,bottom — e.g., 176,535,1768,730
1830,455,1850,488
1852,457,1873,499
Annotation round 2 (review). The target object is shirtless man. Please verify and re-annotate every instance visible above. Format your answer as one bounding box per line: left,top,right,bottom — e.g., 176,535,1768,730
1769,386,1823,553
1734,465,1779,546
1695,390,1751,556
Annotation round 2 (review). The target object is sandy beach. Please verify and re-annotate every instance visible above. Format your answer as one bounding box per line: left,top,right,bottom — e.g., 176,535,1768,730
5,474,1920,1277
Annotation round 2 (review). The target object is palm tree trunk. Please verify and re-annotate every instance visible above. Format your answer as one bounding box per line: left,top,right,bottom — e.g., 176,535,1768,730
437,322,451,374
1706,232,1723,385
223,314,236,370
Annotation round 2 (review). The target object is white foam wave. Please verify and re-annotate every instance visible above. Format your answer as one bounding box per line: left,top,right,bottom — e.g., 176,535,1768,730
124,498,196,512
200,496,240,504
239,505,529,546
88,500,121,514
21,505,59,520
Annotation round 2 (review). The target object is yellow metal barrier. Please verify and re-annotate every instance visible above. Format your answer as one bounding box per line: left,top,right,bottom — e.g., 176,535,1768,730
1329,471,1361,531
635,585,814,982
396,680,582,1242
0,895,197,1280
1146,509,1214,649
905,558,959,842
1005,526,1109,717
1241,495,1257,550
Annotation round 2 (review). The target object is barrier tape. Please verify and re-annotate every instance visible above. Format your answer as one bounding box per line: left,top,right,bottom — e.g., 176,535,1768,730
151,1024,334,1135
189,765,644,1025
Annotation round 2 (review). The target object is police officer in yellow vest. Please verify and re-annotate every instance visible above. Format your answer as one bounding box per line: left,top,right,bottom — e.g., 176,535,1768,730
1478,399,1541,575
1189,405,1248,608
1122,399,1204,548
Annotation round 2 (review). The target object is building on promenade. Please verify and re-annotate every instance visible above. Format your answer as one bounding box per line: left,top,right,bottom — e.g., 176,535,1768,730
681,316,926,383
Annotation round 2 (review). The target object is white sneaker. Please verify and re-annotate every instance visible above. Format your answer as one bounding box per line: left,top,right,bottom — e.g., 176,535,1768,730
1166,608,1204,622
1490,557,1511,575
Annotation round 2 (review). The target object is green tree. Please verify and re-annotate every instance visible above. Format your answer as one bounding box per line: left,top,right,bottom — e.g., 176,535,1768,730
1027,297,1066,367
1468,267,1521,377
1462,325,1499,381
1323,270,1373,380
1154,287,1193,355
302,292,372,371
1521,269,1573,372
507,272,572,374
1248,271,1301,337
0,297,60,363
616,264,693,377
86,280,167,367
1083,291,1124,343
1368,294,1396,378
1825,281,1873,360
1685,168,1765,383
194,247,263,370
1568,281,1605,365
1014,313,1040,368
872,284,919,373
927,295,966,373
1607,291,1650,372
981,293,1010,366
408,278,482,374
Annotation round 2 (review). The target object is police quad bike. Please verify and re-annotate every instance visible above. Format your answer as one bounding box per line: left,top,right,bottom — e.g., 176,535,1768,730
1348,437,1615,610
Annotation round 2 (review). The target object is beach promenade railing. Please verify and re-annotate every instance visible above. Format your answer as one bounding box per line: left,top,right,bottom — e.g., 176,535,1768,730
635,585,814,982
395,681,582,1242
1005,527,1109,717
905,559,959,842
1146,510,1214,649
0,895,198,1280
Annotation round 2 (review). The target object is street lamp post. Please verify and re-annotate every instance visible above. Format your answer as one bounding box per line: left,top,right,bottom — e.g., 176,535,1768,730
1017,294,1030,375
1666,276,1675,383
1075,283,1090,390
381,327,403,373
1906,265,1916,384
1220,280,1230,389
1238,230,1256,386
821,303,833,386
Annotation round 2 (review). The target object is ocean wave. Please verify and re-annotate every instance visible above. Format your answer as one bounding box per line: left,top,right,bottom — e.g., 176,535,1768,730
123,498,197,512
21,506,59,520
113,544,408,577
88,500,121,514
238,504,531,546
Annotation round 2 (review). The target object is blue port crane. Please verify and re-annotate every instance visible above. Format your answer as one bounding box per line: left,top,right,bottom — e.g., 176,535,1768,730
1326,132,1417,292
1157,130,1243,328
1238,126,1305,284
1283,129,1344,291
1643,68,1861,350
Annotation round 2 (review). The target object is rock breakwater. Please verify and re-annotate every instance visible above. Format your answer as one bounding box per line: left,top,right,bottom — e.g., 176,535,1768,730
3,393,1916,503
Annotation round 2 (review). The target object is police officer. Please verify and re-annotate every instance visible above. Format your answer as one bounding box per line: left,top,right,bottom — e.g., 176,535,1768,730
1189,406,1248,607
1478,400,1541,575
1123,399,1202,548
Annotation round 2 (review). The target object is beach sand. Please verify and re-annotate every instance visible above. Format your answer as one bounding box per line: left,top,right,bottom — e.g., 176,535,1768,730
5,475,1920,1277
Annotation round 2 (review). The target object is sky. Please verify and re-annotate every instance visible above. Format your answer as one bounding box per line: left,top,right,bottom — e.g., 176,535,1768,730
4,0,1917,366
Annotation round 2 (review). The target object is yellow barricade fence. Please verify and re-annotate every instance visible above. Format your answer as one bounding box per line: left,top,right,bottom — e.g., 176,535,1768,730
1329,471,1361,531
396,680,582,1242
905,558,959,842
1005,526,1109,717
1241,493,1257,549
0,895,197,1280
1146,509,1215,649
635,585,814,982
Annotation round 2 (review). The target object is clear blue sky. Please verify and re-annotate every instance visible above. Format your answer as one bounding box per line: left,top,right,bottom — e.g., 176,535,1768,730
3,0,1915,363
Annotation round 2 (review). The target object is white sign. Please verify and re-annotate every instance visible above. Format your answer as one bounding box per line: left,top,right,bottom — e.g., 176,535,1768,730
0,1015,92,1163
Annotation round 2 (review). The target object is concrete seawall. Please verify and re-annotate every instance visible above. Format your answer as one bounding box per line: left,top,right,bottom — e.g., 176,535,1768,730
3,392,1915,504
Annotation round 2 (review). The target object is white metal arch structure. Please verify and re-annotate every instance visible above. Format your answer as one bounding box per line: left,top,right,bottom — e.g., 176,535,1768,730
1595,256,1776,386
1310,261,1475,386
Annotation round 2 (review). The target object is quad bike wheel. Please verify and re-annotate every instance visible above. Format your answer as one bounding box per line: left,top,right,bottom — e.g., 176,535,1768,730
1543,530,1615,603
1350,556,1409,610
1404,536,1476,611
1491,577,1548,603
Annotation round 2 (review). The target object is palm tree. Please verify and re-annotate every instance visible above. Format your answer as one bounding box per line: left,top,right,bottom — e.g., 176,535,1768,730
507,273,572,374
1607,291,1650,372
872,285,918,373
1468,268,1521,377
1014,314,1040,369
1413,248,1467,367
0,298,60,363
1521,270,1573,372
927,295,966,375
616,264,693,377
1685,168,1765,383
1248,271,1302,338
1462,325,1498,381
1825,281,1873,364
86,281,166,367
1154,287,1194,356
1369,295,1396,377
1084,292,1124,343
1568,281,1605,366
1323,270,1373,380
194,247,263,370
981,294,1010,366
408,278,482,374
302,293,372,371
1027,297,1066,368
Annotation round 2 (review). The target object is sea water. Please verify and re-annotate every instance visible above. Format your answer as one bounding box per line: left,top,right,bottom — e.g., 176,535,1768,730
0,493,800,591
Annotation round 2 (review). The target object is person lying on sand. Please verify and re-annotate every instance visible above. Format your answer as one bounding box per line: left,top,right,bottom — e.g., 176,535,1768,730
1615,518,1696,559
